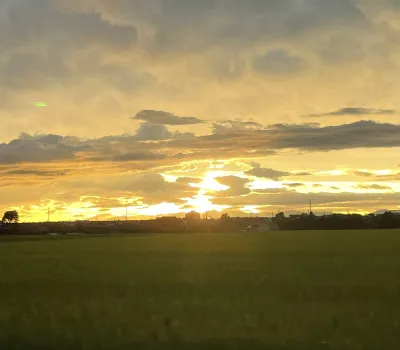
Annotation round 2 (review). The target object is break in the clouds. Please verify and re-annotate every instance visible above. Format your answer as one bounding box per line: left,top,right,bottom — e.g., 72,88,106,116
212,120,263,134
1,0,400,220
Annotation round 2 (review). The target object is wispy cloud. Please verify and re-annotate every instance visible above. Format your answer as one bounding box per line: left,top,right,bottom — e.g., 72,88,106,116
307,108,396,118
356,184,392,191
134,110,204,126
246,162,290,180
4,169,67,177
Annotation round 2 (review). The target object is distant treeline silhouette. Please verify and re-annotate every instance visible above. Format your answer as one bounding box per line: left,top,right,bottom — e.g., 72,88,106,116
1,211,400,235
271,212,400,231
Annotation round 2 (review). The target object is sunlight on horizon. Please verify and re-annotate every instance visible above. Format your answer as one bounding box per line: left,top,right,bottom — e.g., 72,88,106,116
11,170,400,222
247,179,283,190
241,206,261,215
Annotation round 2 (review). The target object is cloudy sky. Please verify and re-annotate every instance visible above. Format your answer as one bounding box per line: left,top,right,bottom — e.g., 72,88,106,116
1,0,400,222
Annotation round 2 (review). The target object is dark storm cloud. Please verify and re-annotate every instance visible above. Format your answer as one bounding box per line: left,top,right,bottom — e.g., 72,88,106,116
134,110,204,125
307,107,396,118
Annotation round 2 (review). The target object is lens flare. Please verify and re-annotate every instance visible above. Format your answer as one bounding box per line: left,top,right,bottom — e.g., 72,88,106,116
34,102,48,108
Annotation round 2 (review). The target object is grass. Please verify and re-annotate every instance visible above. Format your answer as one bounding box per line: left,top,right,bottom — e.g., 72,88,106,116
1,230,400,349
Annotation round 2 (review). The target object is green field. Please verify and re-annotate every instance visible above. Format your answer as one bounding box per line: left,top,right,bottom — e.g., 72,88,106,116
1,231,400,350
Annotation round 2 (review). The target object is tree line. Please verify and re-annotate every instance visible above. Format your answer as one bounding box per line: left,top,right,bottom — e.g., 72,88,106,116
1,210,400,232
271,212,400,230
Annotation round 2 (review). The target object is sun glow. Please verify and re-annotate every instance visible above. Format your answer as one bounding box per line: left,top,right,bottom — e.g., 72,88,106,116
241,206,261,214
107,171,236,218
247,179,283,190
316,170,346,176
189,172,229,192
184,171,236,213
374,169,393,176
182,191,230,214
139,202,181,216
161,174,178,183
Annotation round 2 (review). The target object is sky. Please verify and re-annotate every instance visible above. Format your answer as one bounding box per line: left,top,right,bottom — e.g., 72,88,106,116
1,0,400,222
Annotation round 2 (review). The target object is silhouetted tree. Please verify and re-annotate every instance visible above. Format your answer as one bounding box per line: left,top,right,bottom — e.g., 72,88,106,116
2,210,19,224
220,213,230,222
376,211,400,229
217,213,234,231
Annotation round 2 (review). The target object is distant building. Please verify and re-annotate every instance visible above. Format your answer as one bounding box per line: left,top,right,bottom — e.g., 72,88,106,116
185,211,201,220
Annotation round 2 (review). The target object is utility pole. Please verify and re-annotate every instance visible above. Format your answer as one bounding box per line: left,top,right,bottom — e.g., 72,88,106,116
309,199,312,215
125,205,128,222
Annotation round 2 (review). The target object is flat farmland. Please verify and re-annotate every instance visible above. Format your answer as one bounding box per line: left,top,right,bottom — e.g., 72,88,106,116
1,230,400,350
